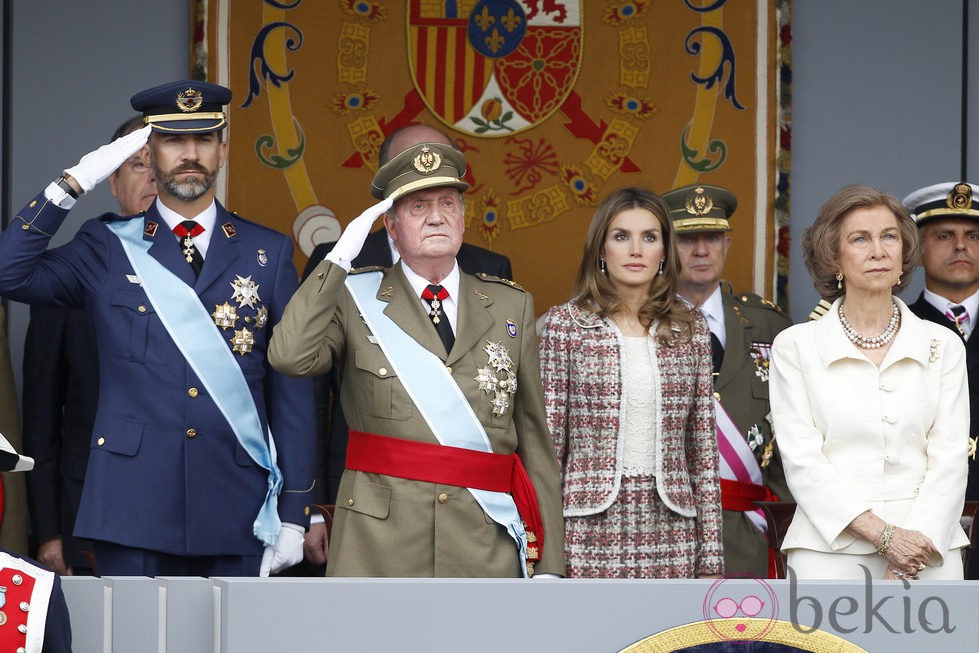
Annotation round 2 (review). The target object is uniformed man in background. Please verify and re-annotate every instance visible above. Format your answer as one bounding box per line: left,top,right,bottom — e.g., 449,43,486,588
903,181,979,579
664,183,792,578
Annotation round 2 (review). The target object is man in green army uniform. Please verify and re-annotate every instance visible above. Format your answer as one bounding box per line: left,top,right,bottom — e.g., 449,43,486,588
664,184,792,578
269,142,565,578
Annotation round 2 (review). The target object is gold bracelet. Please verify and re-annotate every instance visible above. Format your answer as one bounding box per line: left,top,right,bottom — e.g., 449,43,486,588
876,523,895,556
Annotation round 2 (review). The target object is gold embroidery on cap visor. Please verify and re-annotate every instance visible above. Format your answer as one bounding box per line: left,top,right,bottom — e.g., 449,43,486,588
144,112,227,132
384,176,469,202
672,216,732,232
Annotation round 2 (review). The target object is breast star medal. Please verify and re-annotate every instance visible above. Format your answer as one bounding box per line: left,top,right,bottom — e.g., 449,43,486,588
230,274,261,309
212,302,238,330
474,341,517,417
231,326,255,355
254,305,268,330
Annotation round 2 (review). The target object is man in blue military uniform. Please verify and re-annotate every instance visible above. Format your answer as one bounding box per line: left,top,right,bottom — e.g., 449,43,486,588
0,80,315,577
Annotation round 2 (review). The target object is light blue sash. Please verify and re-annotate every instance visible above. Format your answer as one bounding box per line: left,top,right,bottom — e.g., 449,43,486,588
345,271,529,576
106,218,282,547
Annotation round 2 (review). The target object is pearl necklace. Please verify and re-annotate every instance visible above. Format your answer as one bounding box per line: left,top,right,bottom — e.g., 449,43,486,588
838,301,900,349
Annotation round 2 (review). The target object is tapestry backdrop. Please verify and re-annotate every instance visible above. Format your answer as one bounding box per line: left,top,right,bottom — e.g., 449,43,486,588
194,0,791,313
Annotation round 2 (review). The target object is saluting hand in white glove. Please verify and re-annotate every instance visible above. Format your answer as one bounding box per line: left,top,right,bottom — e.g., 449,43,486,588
64,124,152,194
325,197,394,269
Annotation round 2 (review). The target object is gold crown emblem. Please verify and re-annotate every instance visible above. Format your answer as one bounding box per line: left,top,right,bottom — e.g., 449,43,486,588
176,88,204,113
412,146,442,174
946,183,974,212
684,186,714,216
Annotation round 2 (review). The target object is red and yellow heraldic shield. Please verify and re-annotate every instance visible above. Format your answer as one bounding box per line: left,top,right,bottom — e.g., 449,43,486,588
409,1,582,136
195,0,791,313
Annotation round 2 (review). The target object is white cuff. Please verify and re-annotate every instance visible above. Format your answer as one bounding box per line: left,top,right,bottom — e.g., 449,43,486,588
324,250,351,271
43,182,77,210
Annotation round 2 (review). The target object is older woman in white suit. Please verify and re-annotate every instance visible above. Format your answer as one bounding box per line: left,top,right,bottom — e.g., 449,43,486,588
770,184,969,580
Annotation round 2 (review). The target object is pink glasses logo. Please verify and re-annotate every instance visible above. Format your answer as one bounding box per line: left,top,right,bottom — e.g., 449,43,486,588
702,577,779,641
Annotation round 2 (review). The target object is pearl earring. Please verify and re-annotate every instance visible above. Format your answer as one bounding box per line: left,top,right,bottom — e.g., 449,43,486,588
836,272,843,290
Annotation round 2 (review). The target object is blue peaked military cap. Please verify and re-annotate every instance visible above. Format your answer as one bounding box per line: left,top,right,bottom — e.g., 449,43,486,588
130,79,231,133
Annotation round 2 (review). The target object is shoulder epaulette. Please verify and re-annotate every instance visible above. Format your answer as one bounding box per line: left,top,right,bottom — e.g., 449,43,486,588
736,292,786,316
225,211,289,237
475,272,525,292
807,298,833,321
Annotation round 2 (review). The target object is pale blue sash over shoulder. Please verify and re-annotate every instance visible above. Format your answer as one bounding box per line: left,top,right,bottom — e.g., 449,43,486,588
345,271,529,576
106,218,282,546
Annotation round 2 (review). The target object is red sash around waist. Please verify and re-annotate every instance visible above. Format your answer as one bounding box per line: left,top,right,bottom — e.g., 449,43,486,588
721,478,777,512
345,429,544,562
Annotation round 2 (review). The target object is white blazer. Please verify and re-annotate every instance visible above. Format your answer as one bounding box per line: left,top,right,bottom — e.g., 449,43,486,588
769,297,970,564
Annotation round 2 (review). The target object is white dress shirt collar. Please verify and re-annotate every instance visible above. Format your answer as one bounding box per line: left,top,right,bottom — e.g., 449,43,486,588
922,287,978,339
154,198,218,258
400,260,461,332
699,285,727,347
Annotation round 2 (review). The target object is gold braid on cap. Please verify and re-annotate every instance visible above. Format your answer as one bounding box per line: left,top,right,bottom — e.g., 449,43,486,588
145,112,227,124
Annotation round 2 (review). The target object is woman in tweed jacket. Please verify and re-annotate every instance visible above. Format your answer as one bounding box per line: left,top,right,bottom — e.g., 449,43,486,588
539,187,724,578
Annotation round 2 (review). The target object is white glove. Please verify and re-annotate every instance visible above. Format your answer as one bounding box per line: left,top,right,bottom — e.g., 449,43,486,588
259,522,305,577
325,197,394,269
64,124,152,194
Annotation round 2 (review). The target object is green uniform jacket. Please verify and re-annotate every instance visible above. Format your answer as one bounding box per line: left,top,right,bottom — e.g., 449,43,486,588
268,260,565,577
716,289,792,577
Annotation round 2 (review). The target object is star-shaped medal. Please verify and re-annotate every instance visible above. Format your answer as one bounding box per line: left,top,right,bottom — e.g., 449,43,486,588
230,274,261,309
212,302,238,330
254,305,268,330
231,326,255,355
483,341,513,373
475,367,498,393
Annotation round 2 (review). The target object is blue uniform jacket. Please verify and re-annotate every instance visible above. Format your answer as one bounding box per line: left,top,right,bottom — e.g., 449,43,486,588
0,192,315,557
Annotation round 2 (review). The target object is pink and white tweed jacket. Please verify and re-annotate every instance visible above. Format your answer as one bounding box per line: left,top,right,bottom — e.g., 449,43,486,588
539,301,723,567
